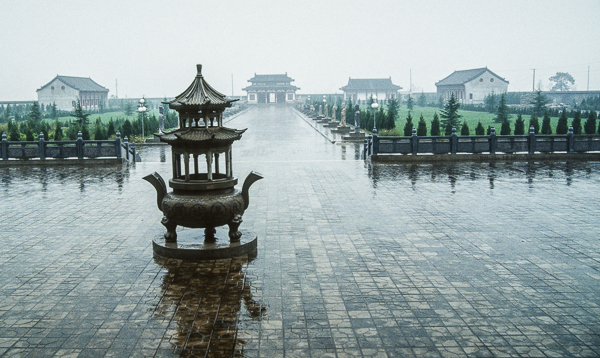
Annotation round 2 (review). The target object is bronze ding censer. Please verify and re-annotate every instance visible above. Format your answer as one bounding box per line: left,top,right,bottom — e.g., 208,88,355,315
143,64,262,243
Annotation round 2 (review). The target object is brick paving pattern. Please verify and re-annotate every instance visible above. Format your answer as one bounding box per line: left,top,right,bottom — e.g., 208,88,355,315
1,106,599,357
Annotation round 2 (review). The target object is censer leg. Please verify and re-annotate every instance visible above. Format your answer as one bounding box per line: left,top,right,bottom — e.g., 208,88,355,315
161,216,177,243
228,215,243,242
205,227,216,242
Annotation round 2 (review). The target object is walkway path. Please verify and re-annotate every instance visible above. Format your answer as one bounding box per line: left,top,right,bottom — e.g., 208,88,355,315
1,106,599,357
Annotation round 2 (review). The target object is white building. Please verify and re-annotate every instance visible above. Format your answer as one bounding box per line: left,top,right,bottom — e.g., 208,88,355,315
340,78,402,102
37,75,109,111
243,74,299,104
435,68,509,105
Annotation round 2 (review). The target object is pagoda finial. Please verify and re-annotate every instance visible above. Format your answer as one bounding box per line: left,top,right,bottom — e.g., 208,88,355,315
196,64,203,76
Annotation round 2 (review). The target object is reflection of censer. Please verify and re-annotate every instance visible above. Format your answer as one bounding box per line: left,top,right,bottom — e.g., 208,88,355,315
144,64,262,245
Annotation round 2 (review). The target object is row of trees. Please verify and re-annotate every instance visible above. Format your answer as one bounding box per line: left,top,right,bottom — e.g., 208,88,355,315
3,100,179,142
402,93,600,137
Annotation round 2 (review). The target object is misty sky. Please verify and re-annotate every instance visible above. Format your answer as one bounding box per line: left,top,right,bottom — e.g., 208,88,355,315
1,0,599,101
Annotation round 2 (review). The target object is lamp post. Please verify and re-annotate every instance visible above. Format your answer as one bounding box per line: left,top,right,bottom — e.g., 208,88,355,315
323,96,327,119
371,94,379,134
138,97,147,139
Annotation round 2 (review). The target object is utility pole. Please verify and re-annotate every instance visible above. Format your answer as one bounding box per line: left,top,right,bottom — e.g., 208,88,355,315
410,69,412,94
587,66,590,92
532,69,535,92
115,79,118,98
231,74,234,97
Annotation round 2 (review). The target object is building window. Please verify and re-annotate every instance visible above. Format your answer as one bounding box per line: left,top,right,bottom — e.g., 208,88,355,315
249,94,256,101
61,86,65,90
287,93,293,100
51,86,55,90
490,78,494,82
479,78,483,82
469,93,473,100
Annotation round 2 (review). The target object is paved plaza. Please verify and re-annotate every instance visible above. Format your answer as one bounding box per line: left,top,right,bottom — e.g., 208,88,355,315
1,106,600,357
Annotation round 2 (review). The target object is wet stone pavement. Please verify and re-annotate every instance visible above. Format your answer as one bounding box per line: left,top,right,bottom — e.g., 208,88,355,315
1,106,599,357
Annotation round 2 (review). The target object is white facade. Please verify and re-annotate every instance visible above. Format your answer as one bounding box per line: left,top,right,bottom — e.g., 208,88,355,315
37,78,81,111
37,76,109,112
436,68,509,105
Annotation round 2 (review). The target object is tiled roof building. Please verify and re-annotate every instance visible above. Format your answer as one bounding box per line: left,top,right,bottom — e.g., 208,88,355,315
37,75,109,111
340,78,402,102
435,68,508,104
243,73,299,104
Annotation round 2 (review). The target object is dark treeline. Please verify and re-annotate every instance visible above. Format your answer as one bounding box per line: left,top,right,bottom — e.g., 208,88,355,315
1,100,179,142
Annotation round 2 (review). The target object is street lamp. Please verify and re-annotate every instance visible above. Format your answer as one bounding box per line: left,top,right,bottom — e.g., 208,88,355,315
371,94,379,134
138,97,147,139
323,96,327,118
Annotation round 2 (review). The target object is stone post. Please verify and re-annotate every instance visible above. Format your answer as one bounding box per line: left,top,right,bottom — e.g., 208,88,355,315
124,136,130,161
1,133,8,160
372,132,379,155
77,131,84,159
354,104,360,133
528,126,536,154
489,127,497,154
411,128,418,155
451,127,457,154
38,132,46,160
567,126,574,153
115,131,122,159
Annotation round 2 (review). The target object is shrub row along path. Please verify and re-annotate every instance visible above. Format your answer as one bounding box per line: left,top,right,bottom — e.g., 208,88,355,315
1,105,599,357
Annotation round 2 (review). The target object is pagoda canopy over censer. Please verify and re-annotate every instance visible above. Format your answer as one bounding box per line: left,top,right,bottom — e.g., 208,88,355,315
143,64,263,246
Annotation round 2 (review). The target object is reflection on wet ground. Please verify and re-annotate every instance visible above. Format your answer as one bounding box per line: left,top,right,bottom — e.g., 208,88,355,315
153,255,265,357
1,106,599,357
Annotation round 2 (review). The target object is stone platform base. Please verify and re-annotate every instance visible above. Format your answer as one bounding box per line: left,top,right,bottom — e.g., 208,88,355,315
153,227,257,260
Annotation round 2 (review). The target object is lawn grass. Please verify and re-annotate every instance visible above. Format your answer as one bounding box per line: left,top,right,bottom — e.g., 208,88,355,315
380,105,561,136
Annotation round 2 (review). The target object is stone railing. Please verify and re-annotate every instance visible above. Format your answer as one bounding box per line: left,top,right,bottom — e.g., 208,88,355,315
365,126,600,159
1,131,138,163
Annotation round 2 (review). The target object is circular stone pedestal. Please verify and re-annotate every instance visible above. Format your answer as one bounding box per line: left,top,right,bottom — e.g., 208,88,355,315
152,227,257,260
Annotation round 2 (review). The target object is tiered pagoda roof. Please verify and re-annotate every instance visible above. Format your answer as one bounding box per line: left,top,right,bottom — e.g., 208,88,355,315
164,64,238,111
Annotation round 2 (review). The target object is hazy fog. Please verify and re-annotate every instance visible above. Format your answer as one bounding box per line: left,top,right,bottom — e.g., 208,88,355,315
1,0,599,100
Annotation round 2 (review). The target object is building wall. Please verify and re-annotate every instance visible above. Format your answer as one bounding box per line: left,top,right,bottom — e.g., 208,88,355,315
343,91,398,102
37,79,80,111
246,90,296,104
464,72,508,104
37,78,108,111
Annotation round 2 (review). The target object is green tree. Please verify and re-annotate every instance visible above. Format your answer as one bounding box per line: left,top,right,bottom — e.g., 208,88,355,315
417,92,426,107
549,72,575,91
81,124,91,140
583,111,597,134
514,113,525,135
403,112,413,136
54,120,64,141
121,119,134,138
124,101,134,116
8,121,20,141
460,121,470,135
556,109,569,134
500,118,511,135
571,110,582,134
529,113,540,134
484,92,497,113
50,102,58,120
27,101,43,124
440,94,461,135
475,121,485,135
417,114,427,136
72,100,90,126
494,93,509,123
430,113,440,136
406,94,414,111
532,90,549,116
541,110,552,134
384,98,398,130
107,118,116,137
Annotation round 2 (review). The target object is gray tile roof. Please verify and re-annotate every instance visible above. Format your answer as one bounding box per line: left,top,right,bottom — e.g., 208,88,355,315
340,78,402,91
38,75,109,92
435,68,508,86
248,74,294,83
